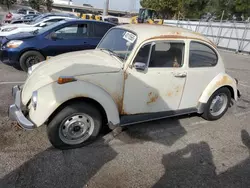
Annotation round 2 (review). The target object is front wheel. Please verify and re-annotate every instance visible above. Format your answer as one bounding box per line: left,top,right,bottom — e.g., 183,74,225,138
47,102,102,150
202,87,231,121
19,51,45,72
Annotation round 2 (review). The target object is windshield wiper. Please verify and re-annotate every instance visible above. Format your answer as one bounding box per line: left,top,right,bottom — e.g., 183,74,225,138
100,48,123,60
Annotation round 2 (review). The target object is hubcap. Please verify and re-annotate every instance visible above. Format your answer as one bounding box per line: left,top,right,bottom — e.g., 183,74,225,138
209,93,228,117
59,114,95,145
26,56,40,67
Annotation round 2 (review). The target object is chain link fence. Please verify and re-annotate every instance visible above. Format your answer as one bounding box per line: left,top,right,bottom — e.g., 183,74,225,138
164,20,250,54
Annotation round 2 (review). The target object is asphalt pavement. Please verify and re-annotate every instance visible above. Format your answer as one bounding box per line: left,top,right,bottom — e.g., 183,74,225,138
0,51,250,188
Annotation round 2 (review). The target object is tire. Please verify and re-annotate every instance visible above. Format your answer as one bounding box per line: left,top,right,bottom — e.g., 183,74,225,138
202,87,231,121
47,102,102,150
19,51,45,72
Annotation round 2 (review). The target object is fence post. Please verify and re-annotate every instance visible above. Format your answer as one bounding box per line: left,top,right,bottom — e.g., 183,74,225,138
239,23,248,52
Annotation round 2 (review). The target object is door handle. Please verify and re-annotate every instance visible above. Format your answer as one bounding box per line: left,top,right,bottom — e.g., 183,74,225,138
173,72,187,78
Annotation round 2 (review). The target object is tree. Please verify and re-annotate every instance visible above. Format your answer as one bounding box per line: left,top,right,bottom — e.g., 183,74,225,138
140,0,181,18
29,0,53,12
182,0,210,19
0,0,17,10
45,0,53,12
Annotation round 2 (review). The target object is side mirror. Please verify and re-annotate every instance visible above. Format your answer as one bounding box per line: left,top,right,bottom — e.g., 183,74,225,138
134,62,146,71
39,22,46,27
50,32,58,40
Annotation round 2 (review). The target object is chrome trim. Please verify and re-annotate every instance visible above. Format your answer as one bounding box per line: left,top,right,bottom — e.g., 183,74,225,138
9,85,35,130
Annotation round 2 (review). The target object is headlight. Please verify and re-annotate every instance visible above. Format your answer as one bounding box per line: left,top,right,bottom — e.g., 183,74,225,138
2,27,17,32
28,66,33,75
31,91,38,110
6,40,23,48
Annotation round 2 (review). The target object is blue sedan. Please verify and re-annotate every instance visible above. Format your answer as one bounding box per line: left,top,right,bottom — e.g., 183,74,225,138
0,19,115,71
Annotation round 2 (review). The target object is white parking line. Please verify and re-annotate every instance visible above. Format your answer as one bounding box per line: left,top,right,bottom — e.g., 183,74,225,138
0,81,25,85
235,111,250,117
239,83,250,88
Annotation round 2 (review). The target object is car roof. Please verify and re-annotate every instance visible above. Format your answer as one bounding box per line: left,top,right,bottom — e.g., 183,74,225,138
116,24,215,47
62,19,116,25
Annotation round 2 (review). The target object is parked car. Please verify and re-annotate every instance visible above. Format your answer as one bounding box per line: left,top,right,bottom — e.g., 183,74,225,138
10,14,40,24
2,12,23,24
3,8,38,24
0,19,115,71
16,8,39,15
8,24,240,149
0,16,76,37
103,17,119,25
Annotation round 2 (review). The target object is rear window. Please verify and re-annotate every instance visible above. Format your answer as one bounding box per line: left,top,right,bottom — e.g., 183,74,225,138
93,23,114,38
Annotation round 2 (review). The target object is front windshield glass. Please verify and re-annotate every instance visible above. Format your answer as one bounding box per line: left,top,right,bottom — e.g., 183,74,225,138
97,28,137,61
28,15,44,25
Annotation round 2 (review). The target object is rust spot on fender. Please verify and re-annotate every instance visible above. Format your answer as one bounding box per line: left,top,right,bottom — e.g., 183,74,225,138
167,91,173,97
112,94,123,114
216,75,233,87
147,92,159,104
124,72,129,80
208,75,234,96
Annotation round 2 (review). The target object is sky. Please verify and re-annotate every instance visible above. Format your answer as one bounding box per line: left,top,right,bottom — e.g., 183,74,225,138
73,0,141,12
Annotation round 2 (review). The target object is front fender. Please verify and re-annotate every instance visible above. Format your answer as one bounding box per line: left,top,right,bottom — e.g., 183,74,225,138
199,73,238,104
29,81,120,127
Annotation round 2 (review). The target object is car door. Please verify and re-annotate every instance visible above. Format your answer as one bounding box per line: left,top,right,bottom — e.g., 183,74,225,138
179,41,221,109
42,22,92,57
123,40,187,115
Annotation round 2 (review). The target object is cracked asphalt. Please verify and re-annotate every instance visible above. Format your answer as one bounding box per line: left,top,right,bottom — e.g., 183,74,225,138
0,51,250,188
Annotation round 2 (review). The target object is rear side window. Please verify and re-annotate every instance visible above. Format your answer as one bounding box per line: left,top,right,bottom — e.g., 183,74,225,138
93,23,113,38
189,41,218,67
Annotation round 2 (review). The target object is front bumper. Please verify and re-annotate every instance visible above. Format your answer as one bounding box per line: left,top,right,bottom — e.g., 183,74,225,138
0,48,19,66
8,85,35,130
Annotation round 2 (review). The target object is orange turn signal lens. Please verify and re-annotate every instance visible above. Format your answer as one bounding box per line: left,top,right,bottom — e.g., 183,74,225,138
57,77,77,84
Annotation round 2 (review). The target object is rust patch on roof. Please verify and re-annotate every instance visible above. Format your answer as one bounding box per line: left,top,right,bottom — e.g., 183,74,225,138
147,92,159,104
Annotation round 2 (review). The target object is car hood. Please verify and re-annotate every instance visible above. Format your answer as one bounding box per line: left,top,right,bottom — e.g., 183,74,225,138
21,49,123,104
6,31,36,40
1,23,29,29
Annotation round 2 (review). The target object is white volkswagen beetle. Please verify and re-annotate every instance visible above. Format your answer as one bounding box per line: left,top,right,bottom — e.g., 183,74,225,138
9,24,240,149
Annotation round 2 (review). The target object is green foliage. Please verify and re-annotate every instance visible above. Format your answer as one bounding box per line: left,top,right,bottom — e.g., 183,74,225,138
140,0,250,19
29,0,54,12
0,0,17,9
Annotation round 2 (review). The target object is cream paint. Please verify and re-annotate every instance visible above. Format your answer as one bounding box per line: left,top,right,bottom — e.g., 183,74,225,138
20,24,239,128
29,80,121,126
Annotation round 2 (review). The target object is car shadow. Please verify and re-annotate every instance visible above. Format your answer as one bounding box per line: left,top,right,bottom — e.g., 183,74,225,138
0,138,118,188
152,129,250,188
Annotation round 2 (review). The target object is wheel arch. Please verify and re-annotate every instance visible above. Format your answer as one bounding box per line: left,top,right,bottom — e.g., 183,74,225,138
48,97,108,126
18,48,46,61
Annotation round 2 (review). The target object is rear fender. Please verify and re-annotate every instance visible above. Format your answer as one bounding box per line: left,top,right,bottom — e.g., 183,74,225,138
198,73,238,104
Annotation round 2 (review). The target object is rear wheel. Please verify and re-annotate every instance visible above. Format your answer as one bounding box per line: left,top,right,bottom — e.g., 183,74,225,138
202,87,231,121
19,51,45,72
47,102,102,150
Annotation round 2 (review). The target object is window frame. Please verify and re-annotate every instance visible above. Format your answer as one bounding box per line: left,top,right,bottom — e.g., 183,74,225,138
46,22,90,40
91,22,113,38
132,40,186,69
188,41,218,68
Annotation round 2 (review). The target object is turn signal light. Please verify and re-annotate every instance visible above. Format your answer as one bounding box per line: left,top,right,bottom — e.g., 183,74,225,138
57,77,77,84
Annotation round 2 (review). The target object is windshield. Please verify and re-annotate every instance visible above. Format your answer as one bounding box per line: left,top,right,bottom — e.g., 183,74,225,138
28,15,45,25
97,28,137,61
32,20,66,34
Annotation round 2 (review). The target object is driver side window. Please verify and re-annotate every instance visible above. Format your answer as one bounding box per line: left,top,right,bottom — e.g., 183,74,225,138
133,41,185,68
